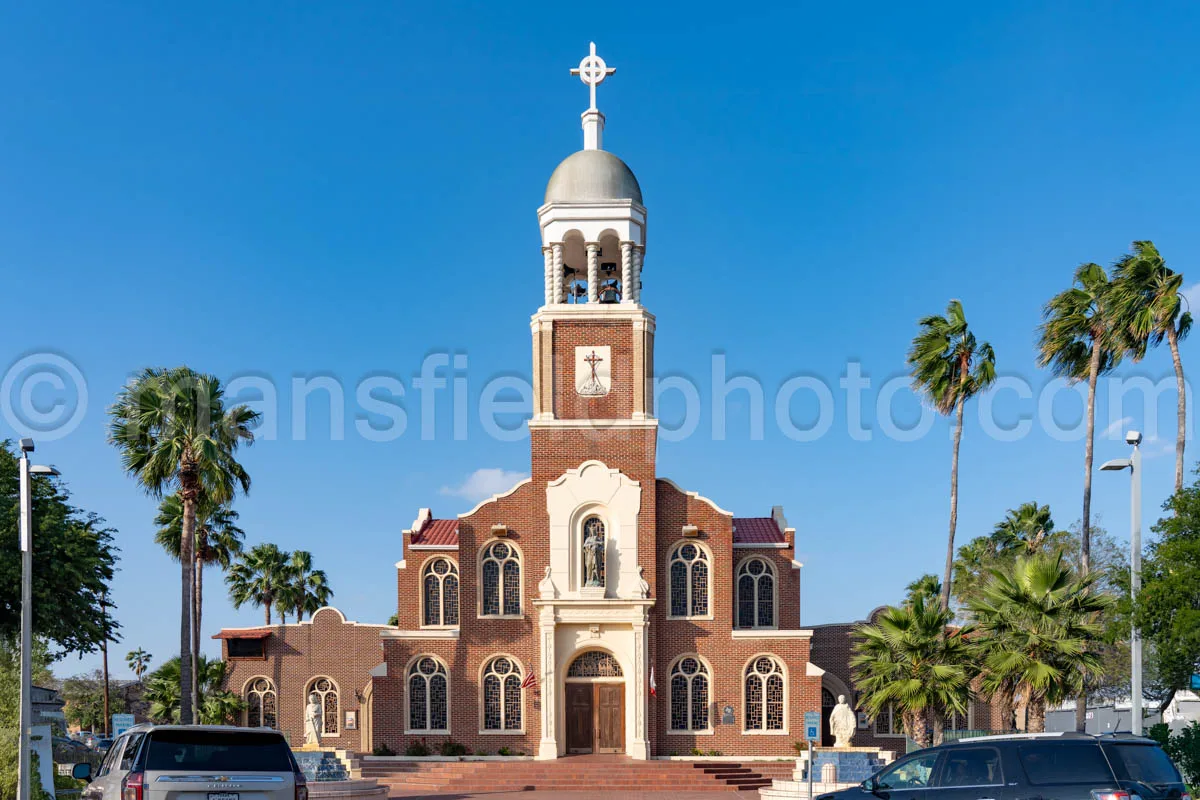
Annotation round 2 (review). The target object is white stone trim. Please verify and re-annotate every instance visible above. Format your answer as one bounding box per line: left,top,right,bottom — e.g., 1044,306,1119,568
528,418,658,430
731,629,813,639
380,628,459,640
656,477,734,517
218,606,394,632
408,544,458,551
805,662,825,677
732,542,790,549
394,560,407,570
458,477,533,519
529,304,656,329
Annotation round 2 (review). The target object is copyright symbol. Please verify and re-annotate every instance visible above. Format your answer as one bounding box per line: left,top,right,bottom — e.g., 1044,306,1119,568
1,352,88,441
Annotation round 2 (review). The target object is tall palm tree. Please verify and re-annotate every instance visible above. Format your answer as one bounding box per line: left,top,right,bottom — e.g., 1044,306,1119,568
968,552,1112,732
851,597,974,748
227,543,291,625
155,493,245,706
108,366,259,724
908,299,997,611
126,648,152,682
277,550,334,623
1113,241,1192,493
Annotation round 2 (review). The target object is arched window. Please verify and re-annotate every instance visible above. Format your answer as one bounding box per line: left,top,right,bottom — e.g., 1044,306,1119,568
422,558,459,627
306,677,339,736
481,656,524,732
480,541,521,617
669,656,710,732
581,516,606,588
744,655,786,732
668,542,709,617
244,677,277,729
736,557,776,629
567,651,623,678
408,656,449,733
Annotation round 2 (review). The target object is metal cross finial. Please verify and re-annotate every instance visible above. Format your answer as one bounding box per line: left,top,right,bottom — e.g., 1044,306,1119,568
570,42,615,111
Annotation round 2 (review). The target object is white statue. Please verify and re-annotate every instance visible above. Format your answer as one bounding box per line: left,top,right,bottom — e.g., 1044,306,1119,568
830,694,856,748
303,692,322,747
583,527,604,587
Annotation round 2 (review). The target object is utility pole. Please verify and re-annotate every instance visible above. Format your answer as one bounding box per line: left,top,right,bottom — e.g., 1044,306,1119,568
100,596,111,737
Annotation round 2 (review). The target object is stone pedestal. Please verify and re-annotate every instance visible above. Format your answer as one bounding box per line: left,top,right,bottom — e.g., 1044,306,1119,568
761,747,896,799
292,751,385,800
293,750,349,782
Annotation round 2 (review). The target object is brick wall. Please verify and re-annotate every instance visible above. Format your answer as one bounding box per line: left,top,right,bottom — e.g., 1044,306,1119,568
551,320,634,419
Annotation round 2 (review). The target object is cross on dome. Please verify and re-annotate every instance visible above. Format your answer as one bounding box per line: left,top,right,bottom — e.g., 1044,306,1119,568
570,42,615,112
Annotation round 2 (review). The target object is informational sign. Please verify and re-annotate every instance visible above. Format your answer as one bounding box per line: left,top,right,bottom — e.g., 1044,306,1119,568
344,711,357,731
112,713,136,737
857,711,869,729
804,711,821,742
721,705,735,726
1191,674,1200,691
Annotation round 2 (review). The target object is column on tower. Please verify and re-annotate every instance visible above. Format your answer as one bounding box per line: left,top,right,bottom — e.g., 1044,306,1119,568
632,246,645,304
586,243,600,303
620,241,634,304
542,246,554,305
551,243,565,304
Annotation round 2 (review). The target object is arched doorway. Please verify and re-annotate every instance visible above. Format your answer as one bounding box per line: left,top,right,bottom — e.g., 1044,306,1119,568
564,650,625,754
821,688,836,746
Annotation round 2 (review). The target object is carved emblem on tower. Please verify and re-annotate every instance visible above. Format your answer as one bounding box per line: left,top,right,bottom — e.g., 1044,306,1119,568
575,346,611,396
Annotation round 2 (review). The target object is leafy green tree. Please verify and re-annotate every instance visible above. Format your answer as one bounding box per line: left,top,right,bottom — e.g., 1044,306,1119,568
851,597,974,748
0,641,53,800
60,670,126,732
143,655,244,725
155,493,244,704
1112,241,1192,493
275,550,333,623
108,367,258,724
907,300,997,611
968,552,1111,732
126,649,152,682
0,441,120,656
227,543,290,625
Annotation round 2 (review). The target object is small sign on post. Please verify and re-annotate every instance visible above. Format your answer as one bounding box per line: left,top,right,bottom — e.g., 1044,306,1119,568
1191,674,1200,691
804,711,821,743
112,714,135,737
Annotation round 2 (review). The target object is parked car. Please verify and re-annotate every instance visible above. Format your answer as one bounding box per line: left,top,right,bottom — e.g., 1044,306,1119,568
821,732,1191,800
92,739,114,757
72,724,307,800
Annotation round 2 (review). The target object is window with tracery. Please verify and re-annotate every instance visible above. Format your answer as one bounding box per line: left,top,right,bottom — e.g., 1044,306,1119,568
669,543,709,617
481,656,523,731
244,677,277,729
744,656,785,732
307,677,339,736
408,656,449,732
422,558,459,627
736,557,776,628
481,541,521,616
567,651,623,678
669,656,710,732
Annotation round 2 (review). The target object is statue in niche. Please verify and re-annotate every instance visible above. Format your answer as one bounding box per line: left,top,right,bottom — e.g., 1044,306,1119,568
583,518,606,587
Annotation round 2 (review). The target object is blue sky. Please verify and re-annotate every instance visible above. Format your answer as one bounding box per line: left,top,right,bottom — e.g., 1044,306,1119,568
4,1,1200,678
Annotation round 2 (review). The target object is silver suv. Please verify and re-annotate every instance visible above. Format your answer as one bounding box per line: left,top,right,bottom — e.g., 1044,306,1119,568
72,725,307,800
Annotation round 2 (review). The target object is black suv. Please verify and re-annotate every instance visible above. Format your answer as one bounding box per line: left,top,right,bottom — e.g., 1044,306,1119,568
823,733,1191,800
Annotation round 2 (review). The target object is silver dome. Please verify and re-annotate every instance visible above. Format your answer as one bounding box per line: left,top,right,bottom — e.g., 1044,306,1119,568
544,150,643,204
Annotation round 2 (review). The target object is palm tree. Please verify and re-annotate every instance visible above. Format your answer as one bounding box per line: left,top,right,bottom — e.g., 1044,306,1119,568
108,367,258,724
968,552,1112,732
277,550,334,623
143,655,246,724
953,502,1060,607
155,492,245,706
851,597,974,748
1113,241,1192,493
908,299,997,611
126,649,152,682
903,574,942,608
990,501,1055,554
227,543,291,625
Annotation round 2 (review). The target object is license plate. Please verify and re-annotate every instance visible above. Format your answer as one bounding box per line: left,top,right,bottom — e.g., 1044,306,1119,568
208,793,239,800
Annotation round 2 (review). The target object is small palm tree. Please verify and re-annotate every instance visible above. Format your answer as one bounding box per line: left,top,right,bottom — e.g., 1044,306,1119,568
851,597,974,748
903,574,942,608
227,543,291,625
277,550,334,623
990,501,1055,554
908,299,997,611
155,492,245,705
953,502,1059,608
1113,241,1192,493
108,367,258,724
144,655,245,724
126,649,152,682
968,552,1112,732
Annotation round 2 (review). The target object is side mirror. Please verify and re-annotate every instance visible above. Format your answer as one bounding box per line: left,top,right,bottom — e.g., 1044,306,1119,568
71,762,92,782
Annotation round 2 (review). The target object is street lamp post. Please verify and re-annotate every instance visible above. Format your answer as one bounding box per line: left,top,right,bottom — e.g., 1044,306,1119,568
17,438,60,800
1100,429,1143,735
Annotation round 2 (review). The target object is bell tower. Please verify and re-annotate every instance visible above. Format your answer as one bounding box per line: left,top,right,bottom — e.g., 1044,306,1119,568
530,43,656,484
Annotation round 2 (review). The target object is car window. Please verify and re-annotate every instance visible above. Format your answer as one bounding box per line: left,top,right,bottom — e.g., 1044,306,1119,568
877,751,941,790
1018,743,1115,785
120,733,145,772
938,747,1003,787
95,736,124,778
144,730,293,772
1101,743,1183,785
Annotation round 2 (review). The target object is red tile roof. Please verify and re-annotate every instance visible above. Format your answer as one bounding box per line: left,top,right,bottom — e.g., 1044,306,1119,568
732,517,786,544
411,518,459,547
212,628,272,640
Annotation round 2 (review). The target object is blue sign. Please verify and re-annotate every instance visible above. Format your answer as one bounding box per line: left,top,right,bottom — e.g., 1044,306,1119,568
804,710,821,742
112,714,135,737
1191,674,1200,691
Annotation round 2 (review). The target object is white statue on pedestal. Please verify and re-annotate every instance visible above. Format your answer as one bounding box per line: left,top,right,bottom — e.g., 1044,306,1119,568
303,692,322,748
830,694,856,748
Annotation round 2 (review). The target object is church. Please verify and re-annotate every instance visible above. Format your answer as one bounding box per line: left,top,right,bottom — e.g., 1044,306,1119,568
215,45,1003,760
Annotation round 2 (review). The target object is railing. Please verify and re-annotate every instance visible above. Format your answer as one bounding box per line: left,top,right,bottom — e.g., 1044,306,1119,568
905,729,1012,753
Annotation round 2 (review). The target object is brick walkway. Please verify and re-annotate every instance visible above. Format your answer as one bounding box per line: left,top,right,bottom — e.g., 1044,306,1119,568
391,792,762,799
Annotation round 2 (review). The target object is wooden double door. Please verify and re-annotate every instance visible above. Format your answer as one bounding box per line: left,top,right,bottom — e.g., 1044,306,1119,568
566,682,625,754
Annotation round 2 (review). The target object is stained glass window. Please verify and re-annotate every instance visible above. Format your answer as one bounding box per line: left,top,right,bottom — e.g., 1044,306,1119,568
481,656,523,731
669,656,710,731
480,541,521,617
422,558,458,627
408,656,449,732
567,651,623,677
744,656,785,732
736,558,776,629
307,677,339,736
668,543,709,617
245,677,277,729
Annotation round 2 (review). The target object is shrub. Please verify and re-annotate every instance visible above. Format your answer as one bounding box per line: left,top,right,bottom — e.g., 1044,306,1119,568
1161,722,1200,785
497,746,512,756
707,750,723,757
691,748,704,756
475,749,488,756
404,739,430,757
372,743,395,756
439,740,467,757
